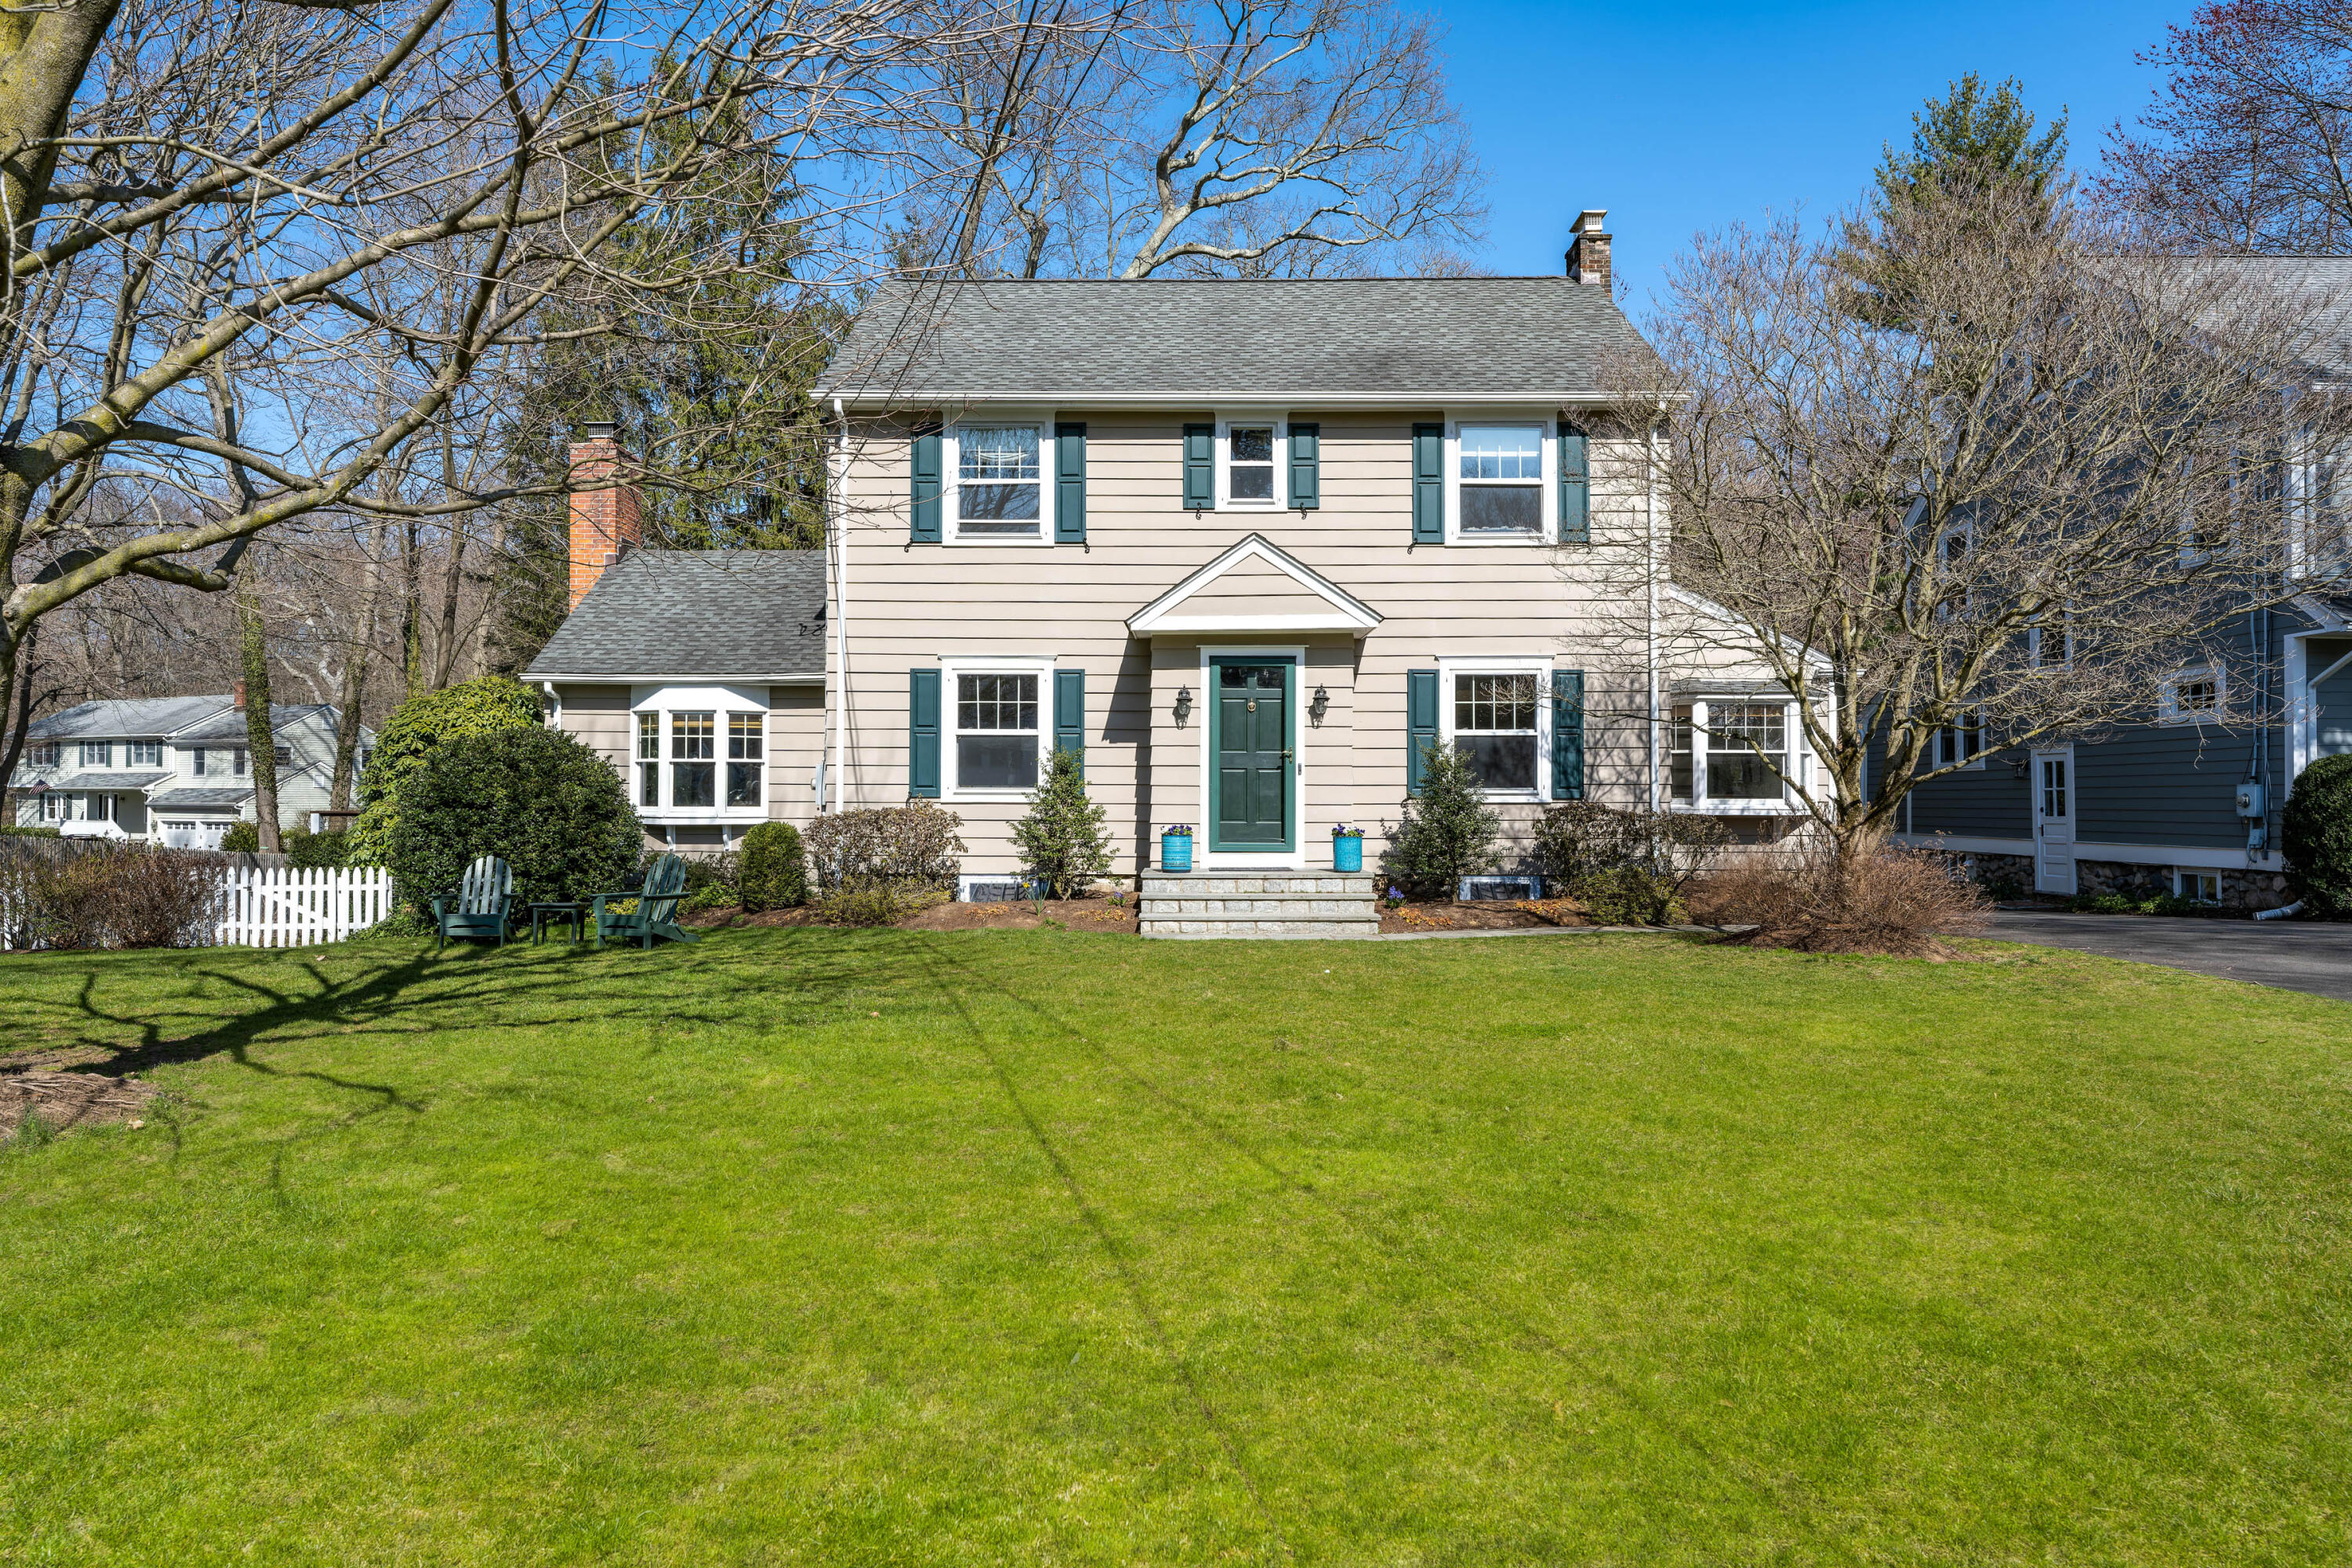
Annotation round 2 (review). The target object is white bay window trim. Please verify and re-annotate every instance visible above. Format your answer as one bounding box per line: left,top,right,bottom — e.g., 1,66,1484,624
1670,695,1809,815
945,415,1056,545
939,654,1057,803
628,683,771,823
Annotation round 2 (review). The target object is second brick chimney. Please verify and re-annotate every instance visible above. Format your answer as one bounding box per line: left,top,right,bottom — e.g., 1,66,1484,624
568,421,643,611
1566,209,1612,289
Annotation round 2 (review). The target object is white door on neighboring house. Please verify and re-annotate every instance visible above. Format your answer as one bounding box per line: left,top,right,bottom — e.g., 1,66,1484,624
2033,746,2077,895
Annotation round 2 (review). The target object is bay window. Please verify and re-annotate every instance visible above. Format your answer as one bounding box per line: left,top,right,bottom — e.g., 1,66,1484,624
956,673,1040,791
728,713,764,807
1671,698,1797,809
670,711,716,807
637,713,659,807
630,689,770,816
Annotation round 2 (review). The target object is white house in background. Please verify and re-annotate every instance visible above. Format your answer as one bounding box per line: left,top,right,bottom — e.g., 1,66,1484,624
7,694,370,847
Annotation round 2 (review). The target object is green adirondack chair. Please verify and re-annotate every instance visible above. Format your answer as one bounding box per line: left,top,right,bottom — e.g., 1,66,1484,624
591,853,700,949
430,855,516,952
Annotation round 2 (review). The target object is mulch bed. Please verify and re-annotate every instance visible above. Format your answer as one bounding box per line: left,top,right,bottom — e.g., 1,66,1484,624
1379,898,1594,935
686,896,1142,934
1,1069,159,1142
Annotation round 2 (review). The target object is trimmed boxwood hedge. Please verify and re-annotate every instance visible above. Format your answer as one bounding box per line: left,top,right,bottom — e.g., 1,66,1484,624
738,821,808,911
383,726,641,910
2283,753,2352,916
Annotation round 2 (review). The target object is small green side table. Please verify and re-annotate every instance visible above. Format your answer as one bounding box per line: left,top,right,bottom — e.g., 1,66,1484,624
528,902,586,946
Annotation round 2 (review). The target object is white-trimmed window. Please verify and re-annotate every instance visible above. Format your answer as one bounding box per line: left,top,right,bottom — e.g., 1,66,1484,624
188,746,245,779
1671,698,1799,810
1932,713,1984,771
956,672,1040,793
1438,659,1549,799
1454,672,1540,792
950,423,1046,541
630,686,770,816
2176,868,2223,904
2161,666,2223,724
1457,424,1545,537
1212,417,1287,510
23,742,59,769
79,741,113,768
127,742,162,768
40,792,66,822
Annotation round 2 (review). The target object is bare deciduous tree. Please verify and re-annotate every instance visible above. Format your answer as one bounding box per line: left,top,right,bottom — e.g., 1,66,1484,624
1595,172,2332,866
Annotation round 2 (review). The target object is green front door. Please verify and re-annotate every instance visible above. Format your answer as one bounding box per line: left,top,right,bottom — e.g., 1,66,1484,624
1210,659,1292,850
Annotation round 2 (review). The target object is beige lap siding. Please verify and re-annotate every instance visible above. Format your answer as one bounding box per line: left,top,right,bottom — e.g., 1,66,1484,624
765,685,826,826
837,413,1663,877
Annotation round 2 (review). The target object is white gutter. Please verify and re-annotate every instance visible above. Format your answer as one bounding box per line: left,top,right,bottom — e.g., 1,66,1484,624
525,673,824,684
817,390,1691,412
830,396,849,815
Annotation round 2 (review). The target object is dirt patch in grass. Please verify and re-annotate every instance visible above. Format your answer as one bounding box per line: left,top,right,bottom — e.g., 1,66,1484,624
1,1069,158,1142
1378,898,1592,935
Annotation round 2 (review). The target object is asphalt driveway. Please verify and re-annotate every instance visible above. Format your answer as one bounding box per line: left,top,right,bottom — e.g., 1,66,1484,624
1985,910,2352,1004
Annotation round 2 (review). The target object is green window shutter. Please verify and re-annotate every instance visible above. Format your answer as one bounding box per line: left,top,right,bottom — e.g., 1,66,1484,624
1552,669,1585,800
1055,423,1087,543
909,669,941,797
910,426,942,543
1406,668,1439,796
1287,421,1320,509
1183,423,1214,510
1054,667,1085,774
1557,422,1589,544
1411,423,1445,543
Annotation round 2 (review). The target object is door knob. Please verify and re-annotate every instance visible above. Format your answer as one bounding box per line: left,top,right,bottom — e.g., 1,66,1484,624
1283,749,1294,760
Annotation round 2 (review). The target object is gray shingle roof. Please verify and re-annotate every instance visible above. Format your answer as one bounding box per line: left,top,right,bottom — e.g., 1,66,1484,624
26,696,227,739
2166,256,2352,377
172,703,339,742
816,277,1667,403
20,771,172,791
524,550,826,681
148,788,253,810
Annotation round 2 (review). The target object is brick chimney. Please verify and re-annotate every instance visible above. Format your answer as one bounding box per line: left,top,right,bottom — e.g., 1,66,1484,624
1566,209,1611,289
568,421,643,611
233,679,246,710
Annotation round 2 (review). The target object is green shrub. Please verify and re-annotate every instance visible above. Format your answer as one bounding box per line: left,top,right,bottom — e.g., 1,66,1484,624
0,824,60,839
1533,799,1727,922
684,882,739,914
283,826,350,868
218,822,260,853
382,725,641,911
739,822,808,911
346,677,541,866
2284,753,2352,916
812,884,940,927
1011,746,1112,898
1573,866,1689,926
805,800,963,892
1382,742,1500,898
2069,891,2230,918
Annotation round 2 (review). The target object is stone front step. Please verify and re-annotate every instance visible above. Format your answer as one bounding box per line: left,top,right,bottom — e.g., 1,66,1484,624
1138,871,1380,939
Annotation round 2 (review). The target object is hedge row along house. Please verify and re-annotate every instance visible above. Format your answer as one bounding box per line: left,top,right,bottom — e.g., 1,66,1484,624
525,213,1817,933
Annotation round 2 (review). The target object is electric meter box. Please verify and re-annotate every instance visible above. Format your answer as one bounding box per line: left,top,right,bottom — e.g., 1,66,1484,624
2236,782,2266,819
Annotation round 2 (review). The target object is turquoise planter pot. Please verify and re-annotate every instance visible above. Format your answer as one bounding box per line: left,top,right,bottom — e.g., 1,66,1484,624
1333,836,1363,873
1161,833,1193,872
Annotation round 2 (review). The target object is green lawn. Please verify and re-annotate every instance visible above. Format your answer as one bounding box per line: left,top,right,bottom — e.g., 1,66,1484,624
2,928,2350,1565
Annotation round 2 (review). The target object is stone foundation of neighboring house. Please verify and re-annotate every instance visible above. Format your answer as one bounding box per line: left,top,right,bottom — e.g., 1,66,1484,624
1955,851,2038,897
2074,857,2293,912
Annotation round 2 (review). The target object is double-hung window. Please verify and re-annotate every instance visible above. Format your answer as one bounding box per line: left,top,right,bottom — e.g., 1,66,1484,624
1457,424,1544,537
956,425,1043,539
670,712,716,807
41,793,66,822
1228,425,1277,504
24,742,59,769
80,741,112,768
956,673,1040,791
1671,699,1795,808
1454,673,1539,791
727,713,764,808
127,742,162,768
637,713,660,808
1932,713,1983,770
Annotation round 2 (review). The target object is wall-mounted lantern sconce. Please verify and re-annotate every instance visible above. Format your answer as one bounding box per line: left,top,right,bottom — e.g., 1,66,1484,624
2009,757,2030,780
1309,684,1330,726
1174,685,1192,726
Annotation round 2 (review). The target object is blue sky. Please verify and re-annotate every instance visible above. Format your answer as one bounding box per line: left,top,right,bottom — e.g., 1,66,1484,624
1439,0,2194,308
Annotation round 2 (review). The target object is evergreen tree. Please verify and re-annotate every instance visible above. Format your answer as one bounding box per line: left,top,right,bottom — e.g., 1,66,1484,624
1384,742,1501,899
1011,747,1113,898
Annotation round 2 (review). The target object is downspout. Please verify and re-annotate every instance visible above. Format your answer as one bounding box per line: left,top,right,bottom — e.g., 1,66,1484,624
1646,405,1663,814
830,396,849,815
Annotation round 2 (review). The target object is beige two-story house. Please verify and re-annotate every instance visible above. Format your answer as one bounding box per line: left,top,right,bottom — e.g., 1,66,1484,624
529,216,1813,923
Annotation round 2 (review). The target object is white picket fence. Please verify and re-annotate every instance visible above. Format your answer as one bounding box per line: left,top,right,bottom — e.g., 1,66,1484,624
214,865,394,947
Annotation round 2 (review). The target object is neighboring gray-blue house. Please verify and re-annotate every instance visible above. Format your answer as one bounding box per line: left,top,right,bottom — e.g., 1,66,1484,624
1897,257,2352,909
